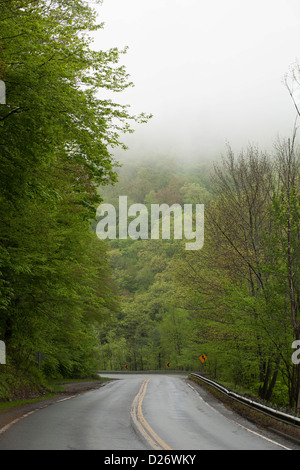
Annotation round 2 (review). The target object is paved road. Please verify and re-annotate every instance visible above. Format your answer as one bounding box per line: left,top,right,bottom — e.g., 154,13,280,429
0,373,297,450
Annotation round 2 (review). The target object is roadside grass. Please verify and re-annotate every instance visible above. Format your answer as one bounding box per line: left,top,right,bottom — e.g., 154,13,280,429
50,376,111,386
0,393,58,412
0,375,110,413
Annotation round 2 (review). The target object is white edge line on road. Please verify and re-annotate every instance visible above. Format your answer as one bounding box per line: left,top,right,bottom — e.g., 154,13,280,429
187,382,292,450
0,411,36,436
56,395,77,403
187,383,219,413
0,394,78,436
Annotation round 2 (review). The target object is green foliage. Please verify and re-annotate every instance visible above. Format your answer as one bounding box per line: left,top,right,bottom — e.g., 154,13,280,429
97,157,212,372
0,0,149,396
97,148,300,411
1,0,299,415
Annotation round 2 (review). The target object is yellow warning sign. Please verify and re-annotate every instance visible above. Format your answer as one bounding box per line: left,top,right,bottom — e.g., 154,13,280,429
199,354,207,363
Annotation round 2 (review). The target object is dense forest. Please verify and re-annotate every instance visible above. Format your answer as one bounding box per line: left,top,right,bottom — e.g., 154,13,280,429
1,0,300,415
96,146,300,412
0,0,149,399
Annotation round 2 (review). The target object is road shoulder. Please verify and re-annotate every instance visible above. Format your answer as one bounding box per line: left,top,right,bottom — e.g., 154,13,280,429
0,380,108,433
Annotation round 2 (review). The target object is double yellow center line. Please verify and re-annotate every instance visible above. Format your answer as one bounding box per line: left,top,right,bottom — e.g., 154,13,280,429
131,378,172,450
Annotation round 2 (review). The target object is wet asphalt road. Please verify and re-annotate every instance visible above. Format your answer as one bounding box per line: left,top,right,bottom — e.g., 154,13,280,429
0,373,297,450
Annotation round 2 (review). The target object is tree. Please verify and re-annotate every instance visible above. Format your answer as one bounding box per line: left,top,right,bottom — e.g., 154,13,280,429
0,0,149,390
0,0,149,199
267,136,300,409
172,145,291,399
284,61,300,120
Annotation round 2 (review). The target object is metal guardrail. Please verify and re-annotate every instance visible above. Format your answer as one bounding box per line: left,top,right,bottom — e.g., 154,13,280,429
190,373,300,429
99,370,192,375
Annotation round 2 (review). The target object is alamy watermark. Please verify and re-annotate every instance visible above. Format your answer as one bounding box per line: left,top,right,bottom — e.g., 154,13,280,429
0,80,6,105
292,340,300,365
96,196,204,250
0,341,6,365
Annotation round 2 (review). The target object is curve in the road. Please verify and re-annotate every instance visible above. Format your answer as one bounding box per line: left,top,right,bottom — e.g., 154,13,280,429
0,373,297,450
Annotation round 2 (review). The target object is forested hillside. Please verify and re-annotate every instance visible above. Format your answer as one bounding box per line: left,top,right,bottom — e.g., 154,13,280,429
96,156,211,375
97,144,300,411
1,0,300,416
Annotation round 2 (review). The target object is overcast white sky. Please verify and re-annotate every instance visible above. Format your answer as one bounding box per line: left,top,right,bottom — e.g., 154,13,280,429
92,0,300,162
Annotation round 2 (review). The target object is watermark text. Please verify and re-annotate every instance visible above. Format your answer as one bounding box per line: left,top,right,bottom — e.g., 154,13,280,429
292,340,300,365
0,340,6,365
96,196,204,250
0,80,6,104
